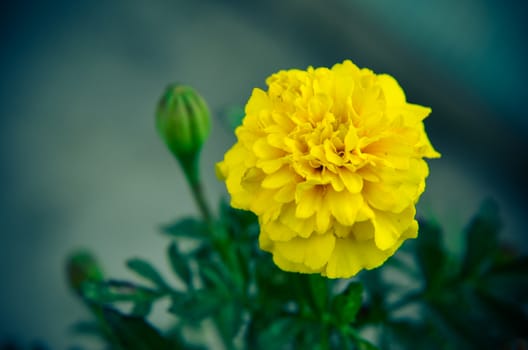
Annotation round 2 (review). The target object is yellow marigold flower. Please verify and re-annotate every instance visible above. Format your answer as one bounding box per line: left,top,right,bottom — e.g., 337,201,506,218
217,60,440,278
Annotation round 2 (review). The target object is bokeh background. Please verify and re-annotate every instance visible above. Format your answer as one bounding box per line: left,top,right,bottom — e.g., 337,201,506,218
1,0,527,348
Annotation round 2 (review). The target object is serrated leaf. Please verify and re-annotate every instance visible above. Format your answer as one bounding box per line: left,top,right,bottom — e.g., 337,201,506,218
333,282,363,325
357,339,379,350
489,256,528,276
161,217,208,239
127,258,171,292
481,257,528,304
385,320,442,350
308,274,328,313
219,199,259,239
102,307,181,350
168,290,225,323
416,220,447,290
216,303,244,340
249,317,303,349
474,288,528,339
425,286,502,349
168,243,193,287
81,279,161,305
461,199,501,277
199,263,231,294
131,300,153,317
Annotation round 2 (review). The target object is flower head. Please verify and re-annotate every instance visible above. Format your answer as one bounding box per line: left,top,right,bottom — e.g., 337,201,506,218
218,60,440,278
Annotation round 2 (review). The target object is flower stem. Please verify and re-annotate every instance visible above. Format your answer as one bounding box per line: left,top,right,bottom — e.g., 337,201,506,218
320,324,330,350
189,178,212,222
179,153,212,222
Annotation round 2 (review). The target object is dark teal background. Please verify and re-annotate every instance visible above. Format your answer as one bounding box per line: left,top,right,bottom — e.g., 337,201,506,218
1,0,527,348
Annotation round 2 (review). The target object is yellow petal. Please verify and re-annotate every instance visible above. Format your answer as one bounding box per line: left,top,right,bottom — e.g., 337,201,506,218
352,220,375,241
261,166,294,189
272,254,321,274
274,233,336,270
339,168,363,193
273,183,296,203
372,206,415,250
378,74,406,107
295,184,322,219
326,189,363,226
253,138,284,160
279,203,315,238
405,103,431,122
258,228,274,252
246,88,271,115
363,181,399,212
261,220,298,242
257,158,287,174
315,197,332,233
324,237,395,278
333,222,351,238
344,126,359,153
324,140,344,166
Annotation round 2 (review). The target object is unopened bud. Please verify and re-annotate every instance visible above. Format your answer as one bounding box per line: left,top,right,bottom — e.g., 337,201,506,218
66,250,104,296
156,84,211,159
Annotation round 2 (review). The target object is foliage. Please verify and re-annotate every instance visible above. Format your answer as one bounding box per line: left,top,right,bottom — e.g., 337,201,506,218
62,199,528,349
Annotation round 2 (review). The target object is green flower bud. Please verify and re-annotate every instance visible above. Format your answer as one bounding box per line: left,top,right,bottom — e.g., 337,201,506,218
156,84,211,159
66,250,104,296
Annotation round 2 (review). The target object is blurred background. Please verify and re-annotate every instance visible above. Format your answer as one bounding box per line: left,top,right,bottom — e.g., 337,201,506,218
0,0,527,348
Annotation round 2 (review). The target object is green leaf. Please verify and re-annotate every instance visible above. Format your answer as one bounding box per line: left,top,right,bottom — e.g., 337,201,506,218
249,317,303,349
424,285,505,349
332,282,363,325
126,258,172,292
482,257,528,304
356,339,379,350
198,262,233,295
102,307,181,350
461,199,501,277
489,256,528,276
215,303,244,340
131,300,153,317
219,199,258,237
81,279,161,305
308,274,328,313
168,290,225,323
416,219,448,290
474,288,528,339
385,320,443,350
359,269,388,324
161,217,208,239
168,243,193,287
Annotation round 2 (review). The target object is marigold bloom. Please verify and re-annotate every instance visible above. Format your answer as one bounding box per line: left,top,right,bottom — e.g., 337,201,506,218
217,60,440,278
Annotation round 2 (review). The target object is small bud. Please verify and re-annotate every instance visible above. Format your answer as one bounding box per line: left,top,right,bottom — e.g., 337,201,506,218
66,250,104,296
156,84,211,159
